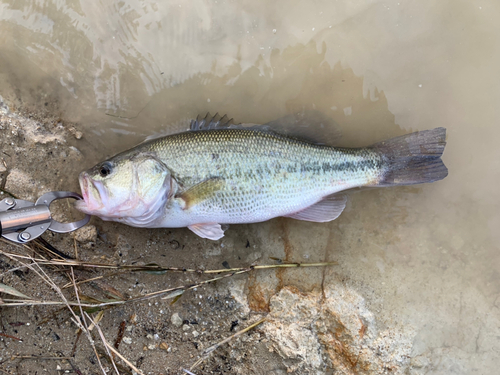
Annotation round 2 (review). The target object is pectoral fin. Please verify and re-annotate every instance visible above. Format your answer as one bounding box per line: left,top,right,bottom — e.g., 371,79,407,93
188,223,226,240
283,194,347,222
176,177,225,209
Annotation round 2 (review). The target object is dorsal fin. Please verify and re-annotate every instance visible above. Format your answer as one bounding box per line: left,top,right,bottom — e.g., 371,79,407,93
190,110,341,145
144,110,341,146
190,113,235,131
140,114,236,143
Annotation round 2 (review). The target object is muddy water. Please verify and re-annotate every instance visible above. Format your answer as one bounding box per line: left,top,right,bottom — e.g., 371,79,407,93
1,0,499,373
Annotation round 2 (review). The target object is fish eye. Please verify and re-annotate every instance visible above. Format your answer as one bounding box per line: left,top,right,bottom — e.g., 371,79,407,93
99,162,113,177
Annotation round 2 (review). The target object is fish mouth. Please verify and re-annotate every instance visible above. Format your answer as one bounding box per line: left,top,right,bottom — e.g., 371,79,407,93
75,172,107,214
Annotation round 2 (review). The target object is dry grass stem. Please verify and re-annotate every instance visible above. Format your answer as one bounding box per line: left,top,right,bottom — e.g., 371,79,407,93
0,247,336,275
87,313,145,375
69,267,107,375
1,247,335,309
85,312,121,375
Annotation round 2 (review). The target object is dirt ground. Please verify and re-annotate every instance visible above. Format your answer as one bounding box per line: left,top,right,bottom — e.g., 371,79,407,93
0,93,417,375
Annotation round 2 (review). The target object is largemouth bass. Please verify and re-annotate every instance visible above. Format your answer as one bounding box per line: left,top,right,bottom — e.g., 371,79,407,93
76,113,448,240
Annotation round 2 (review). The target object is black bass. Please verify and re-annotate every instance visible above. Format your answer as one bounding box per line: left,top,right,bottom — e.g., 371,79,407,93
76,113,448,240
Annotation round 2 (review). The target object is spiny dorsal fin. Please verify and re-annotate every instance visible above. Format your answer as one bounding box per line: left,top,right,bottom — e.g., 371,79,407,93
190,113,235,131
176,177,225,209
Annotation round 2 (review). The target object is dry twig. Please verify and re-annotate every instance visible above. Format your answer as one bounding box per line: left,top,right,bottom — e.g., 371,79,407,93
87,313,144,375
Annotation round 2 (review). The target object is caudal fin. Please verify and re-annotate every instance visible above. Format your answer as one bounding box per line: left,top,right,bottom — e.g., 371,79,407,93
372,128,448,186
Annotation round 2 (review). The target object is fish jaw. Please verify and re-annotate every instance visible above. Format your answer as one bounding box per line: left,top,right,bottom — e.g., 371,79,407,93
75,172,107,215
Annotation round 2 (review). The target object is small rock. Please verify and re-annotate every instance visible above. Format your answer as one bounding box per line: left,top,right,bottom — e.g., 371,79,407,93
68,146,82,156
171,313,183,327
130,313,137,323
68,127,83,140
159,342,170,351
410,354,431,369
0,95,10,114
192,331,199,337
182,324,191,331
227,278,250,315
5,168,37,201
147,344,156,350
72,225,97,244
123,337,132,344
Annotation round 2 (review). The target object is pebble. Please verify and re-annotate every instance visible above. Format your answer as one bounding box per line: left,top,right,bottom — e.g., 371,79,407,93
72,225,97,244
68,127,83,139
123,337,132,344
171,312,183,327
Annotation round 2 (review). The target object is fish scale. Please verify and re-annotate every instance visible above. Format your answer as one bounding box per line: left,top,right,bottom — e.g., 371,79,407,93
143,129,382,222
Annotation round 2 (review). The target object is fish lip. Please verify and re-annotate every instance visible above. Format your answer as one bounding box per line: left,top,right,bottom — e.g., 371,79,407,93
75,172,92,214
76,172,107,213
79,172,90,203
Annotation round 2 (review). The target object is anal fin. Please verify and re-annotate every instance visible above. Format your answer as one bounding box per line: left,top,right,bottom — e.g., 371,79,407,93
188,223,226,240
284,194,347,222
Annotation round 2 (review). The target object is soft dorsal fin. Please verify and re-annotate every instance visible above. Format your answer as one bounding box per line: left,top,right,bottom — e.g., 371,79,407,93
283,194,347,222
176,177,225,209
190,113,235,131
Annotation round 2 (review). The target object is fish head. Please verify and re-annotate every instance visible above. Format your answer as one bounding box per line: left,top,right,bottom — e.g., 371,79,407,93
76,151,173,225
